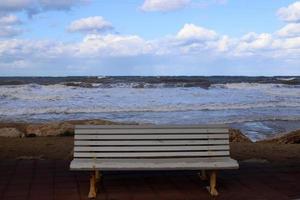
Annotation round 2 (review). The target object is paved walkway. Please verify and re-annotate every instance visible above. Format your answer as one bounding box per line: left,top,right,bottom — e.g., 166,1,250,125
0,160,299,200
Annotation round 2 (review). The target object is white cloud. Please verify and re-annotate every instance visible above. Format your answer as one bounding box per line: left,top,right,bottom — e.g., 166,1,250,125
76,34,154,56
0,39,56,58
140,0,228,12
216,35,231,52
0,14,22,37
0,0,33,13
277,1,300,22
276,23,300,38
0,14,21,25
0,0,86,16
0,34,153,61
0,26,22,37
277,36,300,49
39,0,86,11
141,0,190,12
176,24,218,41
233,33,274,56
67,16,113,34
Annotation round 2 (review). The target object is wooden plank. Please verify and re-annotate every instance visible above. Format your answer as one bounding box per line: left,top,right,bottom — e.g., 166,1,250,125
75,134,229,140
70,157,239,171
74,145,230,152
75,125,228,129
74,139,229,146
75,128,228,134
74,151,230,158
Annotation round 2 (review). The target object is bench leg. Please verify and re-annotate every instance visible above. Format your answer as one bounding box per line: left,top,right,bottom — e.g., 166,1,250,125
198,170,207,181
208,170,219,196
88,173,97,199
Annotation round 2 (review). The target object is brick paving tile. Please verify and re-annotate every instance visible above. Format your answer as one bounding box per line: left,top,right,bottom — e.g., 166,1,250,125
3,190,29,199
31,180,53,186
104,181,133,200
29,196,53,200
257,174,300,198
30,186,53,193
144,176,189,200
54,182,77,189
168,175,209,200
54,194,81,200
9,180,31,186
2,196,29,200
0,184,6,192
218,177,262,200
238,174,291,200
126,178,158,200
30,190,53,197
55,188,78,196
0,179,9,186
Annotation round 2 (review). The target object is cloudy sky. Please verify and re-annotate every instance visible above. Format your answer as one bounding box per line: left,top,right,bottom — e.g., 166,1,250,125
0,0,300,76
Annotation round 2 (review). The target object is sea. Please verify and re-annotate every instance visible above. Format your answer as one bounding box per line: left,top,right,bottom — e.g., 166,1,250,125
0,76,300,141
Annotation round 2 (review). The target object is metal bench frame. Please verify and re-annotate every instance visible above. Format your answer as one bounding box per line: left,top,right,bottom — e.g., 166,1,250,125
70,125,239,198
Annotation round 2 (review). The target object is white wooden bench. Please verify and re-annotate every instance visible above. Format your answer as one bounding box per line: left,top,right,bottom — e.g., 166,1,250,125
70,125,238,198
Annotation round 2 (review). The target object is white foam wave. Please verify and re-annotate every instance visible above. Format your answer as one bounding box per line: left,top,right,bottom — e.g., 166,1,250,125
276,77,295,81
210,83,300,97
1,101,300,116
0,84,72,101
211,83,279,90
215,116,300,124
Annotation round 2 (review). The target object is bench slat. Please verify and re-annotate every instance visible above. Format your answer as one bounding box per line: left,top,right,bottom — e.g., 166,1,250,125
75,125,228,129
75,134,229,140
74,145,229,152
74,139,229,146
75,128,228,134
74,151,229,158
70,157,239,171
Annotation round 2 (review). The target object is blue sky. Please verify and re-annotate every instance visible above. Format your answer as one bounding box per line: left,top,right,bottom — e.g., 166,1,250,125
0,0,300,76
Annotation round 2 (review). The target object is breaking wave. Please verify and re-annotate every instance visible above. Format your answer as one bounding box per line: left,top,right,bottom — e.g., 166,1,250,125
1,101,300,116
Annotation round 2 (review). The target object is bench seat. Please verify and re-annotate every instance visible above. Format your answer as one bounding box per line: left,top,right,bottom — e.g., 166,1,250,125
70,157,239,171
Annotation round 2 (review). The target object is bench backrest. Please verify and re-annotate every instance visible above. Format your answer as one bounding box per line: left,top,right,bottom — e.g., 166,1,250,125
73,125,230,159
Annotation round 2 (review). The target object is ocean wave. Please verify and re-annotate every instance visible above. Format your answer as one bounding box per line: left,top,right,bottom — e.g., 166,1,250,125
215,116,300,124
1,76,300,86
211,83,278,89
1,101,300,116
211,82,300,91
62,82,211,89
0,84,72,101
60,82,300,89
1,79,299,90
2,108,300,127
276,77,296,81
